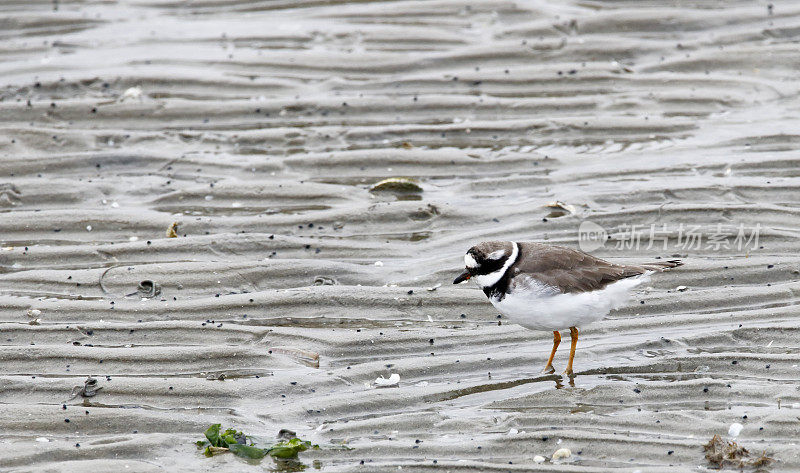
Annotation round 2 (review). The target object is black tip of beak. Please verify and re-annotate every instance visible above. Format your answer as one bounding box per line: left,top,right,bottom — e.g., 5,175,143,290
453,269,471,284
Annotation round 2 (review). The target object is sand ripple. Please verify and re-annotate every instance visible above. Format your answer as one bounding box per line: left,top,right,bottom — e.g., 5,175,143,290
1,0,799,471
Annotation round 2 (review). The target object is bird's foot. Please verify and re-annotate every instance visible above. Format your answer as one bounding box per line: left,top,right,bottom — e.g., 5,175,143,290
563,368,574,376
542,364,555,374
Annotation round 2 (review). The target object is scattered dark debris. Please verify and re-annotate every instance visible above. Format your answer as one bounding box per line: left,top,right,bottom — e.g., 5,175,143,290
313,276,337,286
703,434,773,469
128,280,161,298
67,376,102,401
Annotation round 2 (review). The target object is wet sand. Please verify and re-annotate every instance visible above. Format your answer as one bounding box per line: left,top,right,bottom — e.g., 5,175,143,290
2,0,800,471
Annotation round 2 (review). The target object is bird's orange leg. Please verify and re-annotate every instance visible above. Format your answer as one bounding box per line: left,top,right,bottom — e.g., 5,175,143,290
565,326,578,375
543,330,560,374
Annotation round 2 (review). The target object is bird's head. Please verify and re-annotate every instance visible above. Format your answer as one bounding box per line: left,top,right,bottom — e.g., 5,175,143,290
453,241,515,287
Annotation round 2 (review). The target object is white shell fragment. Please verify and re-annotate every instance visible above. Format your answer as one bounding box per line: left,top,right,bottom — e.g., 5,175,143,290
728,422,743,437
533,455,545,463
676,285,689,292
552,447,571,460
120,86,142,102
544,201,577,217
374,373,400,387
26,309,42,317
545,201,576,213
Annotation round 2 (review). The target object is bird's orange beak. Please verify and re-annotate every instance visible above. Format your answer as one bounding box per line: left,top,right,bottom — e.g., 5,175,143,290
453,269,471,284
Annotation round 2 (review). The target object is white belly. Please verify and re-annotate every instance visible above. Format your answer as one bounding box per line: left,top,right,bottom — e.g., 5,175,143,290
489,275,648,331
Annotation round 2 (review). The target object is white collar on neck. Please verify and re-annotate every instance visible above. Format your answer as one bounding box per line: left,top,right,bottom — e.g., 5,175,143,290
472,242,518,289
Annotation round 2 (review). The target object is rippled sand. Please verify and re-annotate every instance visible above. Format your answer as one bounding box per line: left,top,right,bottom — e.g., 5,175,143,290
1,0,799,471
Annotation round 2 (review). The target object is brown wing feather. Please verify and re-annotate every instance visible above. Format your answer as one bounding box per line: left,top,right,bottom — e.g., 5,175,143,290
510,242,682,294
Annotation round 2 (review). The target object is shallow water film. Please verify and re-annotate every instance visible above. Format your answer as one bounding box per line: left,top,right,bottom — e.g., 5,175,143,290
1,0,799,471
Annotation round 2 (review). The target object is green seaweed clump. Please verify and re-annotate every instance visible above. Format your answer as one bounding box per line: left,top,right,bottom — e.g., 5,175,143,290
267,437,315,459
196,424,267,459
195,424,320,463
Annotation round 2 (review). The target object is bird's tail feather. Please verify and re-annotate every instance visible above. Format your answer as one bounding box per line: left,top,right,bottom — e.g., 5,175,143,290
625,259,683,277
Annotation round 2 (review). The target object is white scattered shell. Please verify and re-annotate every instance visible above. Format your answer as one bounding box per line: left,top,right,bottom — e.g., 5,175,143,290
129,236,139,241
552,447,571,460
86,225,92,232
111,202,119,208
27,309,42,317
374,261,384,267
676,285,688,292
204,195,213,201
374,373,400,387
508,428,518,435
35,437,49,443
533,455,545,463
120,86,142,101
426,283,442,291
728,422,743,437
544,201,577,215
